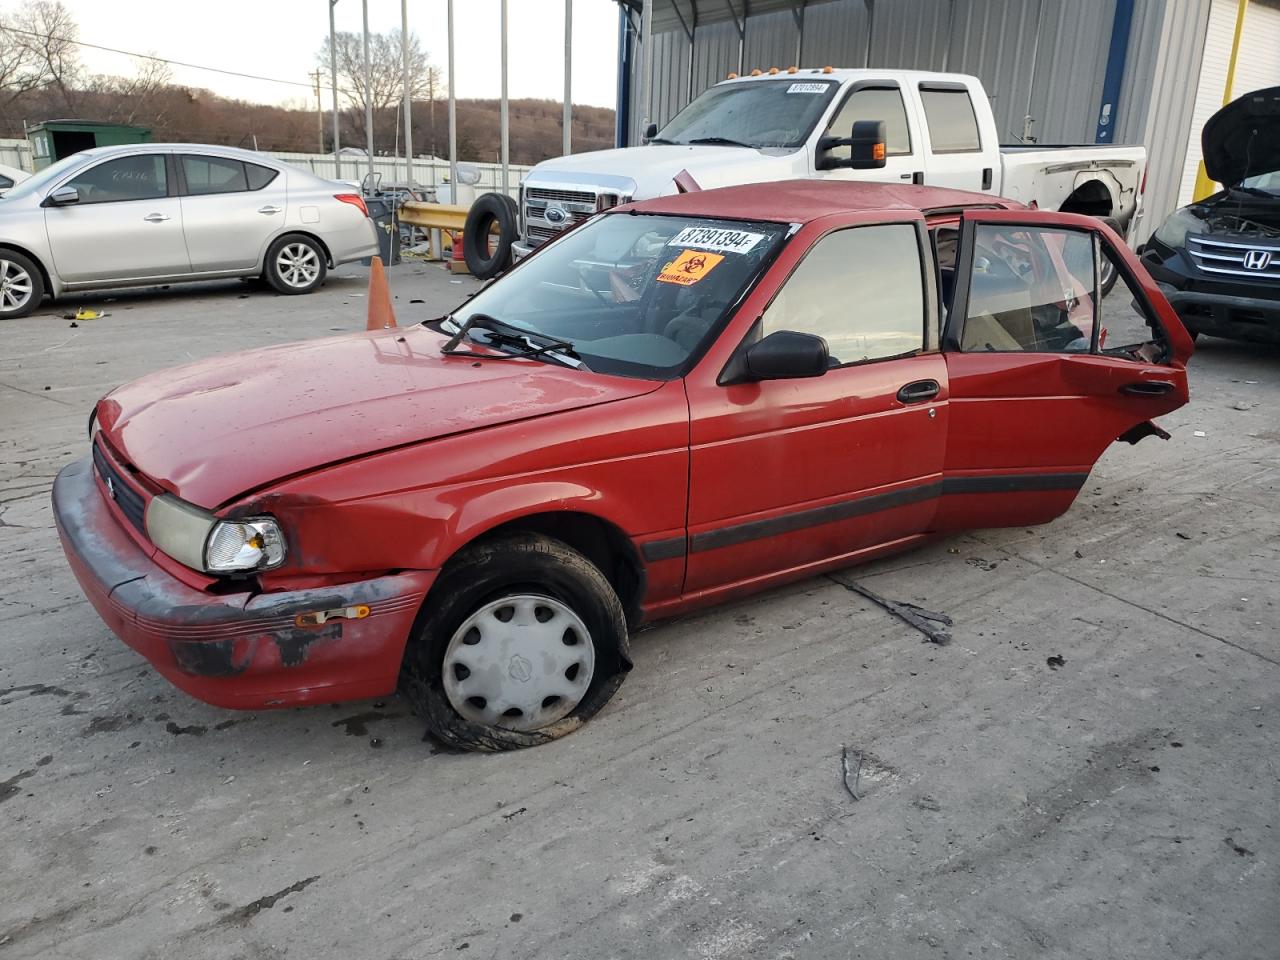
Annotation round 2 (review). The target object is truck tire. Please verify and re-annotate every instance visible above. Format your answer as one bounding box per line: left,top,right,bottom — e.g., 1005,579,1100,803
400,533,632,752
463,192,518,280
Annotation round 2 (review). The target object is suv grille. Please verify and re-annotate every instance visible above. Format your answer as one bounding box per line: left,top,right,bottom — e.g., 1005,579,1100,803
1187,235,1280,281
92,440,147,534
527,187,596,205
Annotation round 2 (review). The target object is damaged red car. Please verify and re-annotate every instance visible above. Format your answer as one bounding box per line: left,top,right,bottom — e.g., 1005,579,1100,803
53,179,1193,751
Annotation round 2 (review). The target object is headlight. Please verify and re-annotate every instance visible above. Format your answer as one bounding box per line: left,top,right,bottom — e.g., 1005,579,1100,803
145,494,285,574
204,519,286,573
1152,207,1204,249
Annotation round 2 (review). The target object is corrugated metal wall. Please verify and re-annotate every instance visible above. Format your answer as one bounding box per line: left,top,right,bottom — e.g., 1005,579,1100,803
628,0,1213,232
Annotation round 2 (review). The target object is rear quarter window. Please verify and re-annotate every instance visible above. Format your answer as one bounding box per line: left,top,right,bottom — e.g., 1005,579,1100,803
920,87,982,153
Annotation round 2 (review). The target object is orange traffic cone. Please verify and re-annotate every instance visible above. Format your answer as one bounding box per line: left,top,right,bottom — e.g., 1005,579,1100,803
449,231,470,275
366,255,397,331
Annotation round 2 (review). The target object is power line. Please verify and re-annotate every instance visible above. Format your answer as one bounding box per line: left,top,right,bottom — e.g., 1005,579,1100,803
0,22,349,95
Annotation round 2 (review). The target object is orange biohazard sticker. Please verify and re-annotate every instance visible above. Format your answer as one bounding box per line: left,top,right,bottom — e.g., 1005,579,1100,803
657,249,725,286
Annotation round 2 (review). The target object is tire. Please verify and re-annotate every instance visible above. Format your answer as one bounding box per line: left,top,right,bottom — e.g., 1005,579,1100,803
400,533,632,752
463,192,518,280
1097,217,1123,297
0,250,45,319
264,234,327,295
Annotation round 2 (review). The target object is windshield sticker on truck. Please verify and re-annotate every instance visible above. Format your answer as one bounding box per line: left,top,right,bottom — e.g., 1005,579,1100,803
787,82,829,94
658,249,726,286
667,226,765,254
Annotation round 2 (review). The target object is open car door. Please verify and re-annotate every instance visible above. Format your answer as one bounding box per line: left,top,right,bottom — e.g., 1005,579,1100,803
935,209,1193,532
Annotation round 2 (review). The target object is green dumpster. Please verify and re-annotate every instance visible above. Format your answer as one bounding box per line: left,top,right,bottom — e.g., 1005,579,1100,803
25,120,152,171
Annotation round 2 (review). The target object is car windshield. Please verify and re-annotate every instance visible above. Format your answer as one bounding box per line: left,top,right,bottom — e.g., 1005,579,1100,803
446,213,788,378
654,79,839,149
0,153,88,202
1240,170,1280,194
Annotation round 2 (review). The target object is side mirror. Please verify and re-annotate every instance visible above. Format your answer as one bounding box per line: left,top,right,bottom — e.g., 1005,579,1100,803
743,330,830,381
44,186,80,207
644,122,658,142
816,119,887,171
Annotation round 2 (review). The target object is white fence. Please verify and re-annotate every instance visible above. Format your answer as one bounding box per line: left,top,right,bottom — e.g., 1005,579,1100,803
0,138,531,198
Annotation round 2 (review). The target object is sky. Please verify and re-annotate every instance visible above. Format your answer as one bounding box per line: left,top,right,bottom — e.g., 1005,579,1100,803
60,0,622,110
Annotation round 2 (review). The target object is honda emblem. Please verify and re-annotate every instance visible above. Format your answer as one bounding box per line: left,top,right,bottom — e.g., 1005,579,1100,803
1242,249,1272,272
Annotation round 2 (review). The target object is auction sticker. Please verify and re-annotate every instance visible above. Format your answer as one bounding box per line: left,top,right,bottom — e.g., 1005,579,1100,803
787,82,828,94
658,249,725,286
667,226,765,254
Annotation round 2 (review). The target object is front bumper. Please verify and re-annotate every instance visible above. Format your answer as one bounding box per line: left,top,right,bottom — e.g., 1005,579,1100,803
1156,284,1280,344
52,457,436,709
512,239,534,263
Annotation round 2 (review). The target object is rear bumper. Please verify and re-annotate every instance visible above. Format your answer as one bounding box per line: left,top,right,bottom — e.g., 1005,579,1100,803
1157,283,1280,344
53,457,435,709
330,216,381,265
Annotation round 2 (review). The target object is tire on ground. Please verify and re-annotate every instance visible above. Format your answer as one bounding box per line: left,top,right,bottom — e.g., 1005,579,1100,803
0,249,46,319
264,233,327,295
462,192,518,280
400,532,632,752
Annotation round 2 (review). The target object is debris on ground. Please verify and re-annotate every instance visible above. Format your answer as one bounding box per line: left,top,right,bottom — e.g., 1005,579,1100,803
841,745,862,801
827,575,953,645
1047,655,1066,670
1193,430,1207,437
1232,401,1254,411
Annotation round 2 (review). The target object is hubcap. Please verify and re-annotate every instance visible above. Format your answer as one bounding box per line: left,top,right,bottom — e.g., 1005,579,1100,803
0,259,33,312
275,243,320,288
442,594,595,732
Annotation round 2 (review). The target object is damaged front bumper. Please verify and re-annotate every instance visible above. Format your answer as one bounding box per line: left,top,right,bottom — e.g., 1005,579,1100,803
52,457,436,709
1155,283,1280,344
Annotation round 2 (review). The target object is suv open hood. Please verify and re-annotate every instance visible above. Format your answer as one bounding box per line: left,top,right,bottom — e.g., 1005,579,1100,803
1202,86,1280,187
96,326,660,508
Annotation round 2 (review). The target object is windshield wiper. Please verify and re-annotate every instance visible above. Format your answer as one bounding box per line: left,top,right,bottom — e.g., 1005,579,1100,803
1230,184,1279,199
441,312,586,369
687,136,755,148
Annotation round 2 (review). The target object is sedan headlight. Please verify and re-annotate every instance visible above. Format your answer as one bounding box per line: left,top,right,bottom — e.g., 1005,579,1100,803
145,494,286,574
1152,207,1205,249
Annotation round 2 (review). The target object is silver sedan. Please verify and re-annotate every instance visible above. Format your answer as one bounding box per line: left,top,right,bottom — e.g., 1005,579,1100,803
0,144,379,318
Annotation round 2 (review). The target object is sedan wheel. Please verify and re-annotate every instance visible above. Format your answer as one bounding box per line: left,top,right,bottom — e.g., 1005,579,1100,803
0,252,44,319
264,235,327,295
443,594,596,731
401,533,632,752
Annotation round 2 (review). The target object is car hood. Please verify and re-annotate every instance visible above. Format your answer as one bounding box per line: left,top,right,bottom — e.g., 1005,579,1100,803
525,144,805,199
1202,86,1280,187
97,325,662,508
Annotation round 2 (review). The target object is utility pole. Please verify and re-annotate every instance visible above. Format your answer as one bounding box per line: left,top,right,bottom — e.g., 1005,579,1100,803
362,0,375,188
447,0,457,193
329,0,341,179
401,0,414,185
311,69,325,154
563,0,572,156
500,0,509,195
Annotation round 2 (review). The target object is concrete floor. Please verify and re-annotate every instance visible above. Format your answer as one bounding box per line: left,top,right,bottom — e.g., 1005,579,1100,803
1,261,1277,960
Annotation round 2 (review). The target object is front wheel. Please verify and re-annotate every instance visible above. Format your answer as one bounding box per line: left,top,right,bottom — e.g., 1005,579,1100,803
0,251,45,319
264,234,327,295
400,533,632,751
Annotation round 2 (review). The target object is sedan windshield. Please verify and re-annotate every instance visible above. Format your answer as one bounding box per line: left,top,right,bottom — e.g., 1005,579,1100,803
654,79,839,149
1240,171,1280,195
447,213,788,378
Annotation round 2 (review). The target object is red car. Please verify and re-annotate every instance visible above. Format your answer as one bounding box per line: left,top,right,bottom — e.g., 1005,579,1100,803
53,180,1192,751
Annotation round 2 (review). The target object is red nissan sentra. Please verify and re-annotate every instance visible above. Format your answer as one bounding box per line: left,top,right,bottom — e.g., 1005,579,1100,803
53,179,1192,751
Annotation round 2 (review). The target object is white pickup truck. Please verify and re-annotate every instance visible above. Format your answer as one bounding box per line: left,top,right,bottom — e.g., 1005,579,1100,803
513,68,1145,263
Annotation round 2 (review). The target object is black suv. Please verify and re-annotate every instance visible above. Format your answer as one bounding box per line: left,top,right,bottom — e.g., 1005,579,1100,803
1142,87,1280,344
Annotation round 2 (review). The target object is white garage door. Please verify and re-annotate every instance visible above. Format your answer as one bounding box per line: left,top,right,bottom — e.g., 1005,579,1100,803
1177,0,1280,207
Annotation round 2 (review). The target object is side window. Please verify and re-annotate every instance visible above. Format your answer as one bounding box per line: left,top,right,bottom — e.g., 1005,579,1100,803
182,155,248,195
919,87,981,153
0,174,13,189
960,225,1095,353
1097,244,1167,360
762,224,925,365
66,155,167,204
825,87,912,158
245,162,280,191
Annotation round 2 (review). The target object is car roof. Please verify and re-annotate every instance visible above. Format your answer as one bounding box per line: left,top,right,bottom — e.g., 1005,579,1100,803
59,142,289,167
622,179,1021,224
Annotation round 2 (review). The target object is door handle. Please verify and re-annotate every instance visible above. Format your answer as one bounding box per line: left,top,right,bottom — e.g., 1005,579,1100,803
912,171,925,185
981,167,994,190
897,379,941,403
258,205,283,215
1120,380,1175,396
143,213,170,223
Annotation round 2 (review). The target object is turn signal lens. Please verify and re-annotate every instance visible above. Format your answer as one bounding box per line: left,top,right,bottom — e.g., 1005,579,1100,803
205,518,286,573
873,143,886,162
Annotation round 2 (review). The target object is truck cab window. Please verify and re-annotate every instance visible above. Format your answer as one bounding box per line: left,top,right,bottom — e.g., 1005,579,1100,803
920,87,982,153
762,224,925,364
824,88,912,158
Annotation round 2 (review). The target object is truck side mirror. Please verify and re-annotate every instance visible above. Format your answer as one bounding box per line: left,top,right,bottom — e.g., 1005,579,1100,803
816,119,887,171
644,122,658,142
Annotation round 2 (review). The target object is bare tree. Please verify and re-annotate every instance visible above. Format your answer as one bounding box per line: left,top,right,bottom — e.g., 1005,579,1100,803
84,58,175,126
317,29,438,153
0,0,81,124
